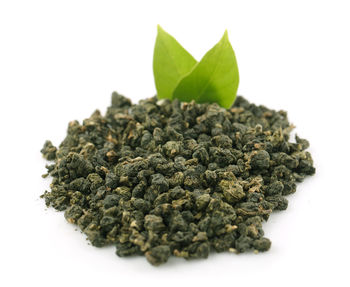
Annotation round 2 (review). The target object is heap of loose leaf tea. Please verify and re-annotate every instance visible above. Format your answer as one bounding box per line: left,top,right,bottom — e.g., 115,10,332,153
41,92,315,265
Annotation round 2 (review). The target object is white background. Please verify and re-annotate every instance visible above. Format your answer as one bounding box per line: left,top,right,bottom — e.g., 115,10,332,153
0,0,349,286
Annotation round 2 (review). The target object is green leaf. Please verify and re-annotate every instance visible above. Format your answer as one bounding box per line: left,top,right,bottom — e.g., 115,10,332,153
153,25,197,100
173,30,239,108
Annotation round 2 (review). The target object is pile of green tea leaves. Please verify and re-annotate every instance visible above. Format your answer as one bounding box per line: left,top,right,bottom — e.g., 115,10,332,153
41,92,315,265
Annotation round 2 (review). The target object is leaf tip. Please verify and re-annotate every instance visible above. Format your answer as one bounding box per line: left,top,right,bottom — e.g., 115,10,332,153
223,30,229,41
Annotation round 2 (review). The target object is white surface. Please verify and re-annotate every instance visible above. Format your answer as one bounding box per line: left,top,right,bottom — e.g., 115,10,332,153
0,0,349,286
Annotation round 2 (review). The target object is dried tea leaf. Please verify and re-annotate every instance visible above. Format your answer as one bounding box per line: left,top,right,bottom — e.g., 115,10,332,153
41,92,315,266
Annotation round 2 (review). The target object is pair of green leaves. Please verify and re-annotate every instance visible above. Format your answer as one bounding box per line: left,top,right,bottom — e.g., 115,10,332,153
153,25,239,108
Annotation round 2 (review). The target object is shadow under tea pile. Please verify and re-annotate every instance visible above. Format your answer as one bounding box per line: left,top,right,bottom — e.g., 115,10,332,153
41,93,315,266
